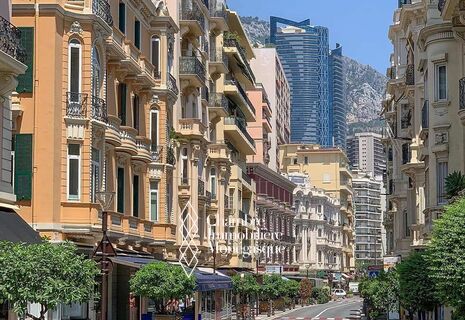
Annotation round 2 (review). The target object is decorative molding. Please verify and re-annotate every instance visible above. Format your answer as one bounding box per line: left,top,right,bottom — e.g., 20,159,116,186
69,21,83,35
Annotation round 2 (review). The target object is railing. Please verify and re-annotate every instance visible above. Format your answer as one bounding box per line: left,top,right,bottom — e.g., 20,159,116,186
206,190,212,207
239,210,251,223
438,0,446,12
167,73,179,96
406,64,415,85
209,93,229,113
0,16,26,63
388,66,397,80
151,145,163,162
401,106,411,129
179,56,206,83
223,37,256,83
210,47,228,67
398,0,412,7
181,0,205,31
242,170,251,185
201,36,209,54
422,100,429,129
198,179,205,196
91,95,108,123
225,79,256,115
224,194,230,209
224,117,256,147
459,78,465,110
201,86,209,102
66,92,87,118
210,3,227,19
167,145,176,165
92,0,113,26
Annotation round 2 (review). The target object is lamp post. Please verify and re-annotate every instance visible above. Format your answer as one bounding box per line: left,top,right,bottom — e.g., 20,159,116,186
305,264,310,279
95,191,115,320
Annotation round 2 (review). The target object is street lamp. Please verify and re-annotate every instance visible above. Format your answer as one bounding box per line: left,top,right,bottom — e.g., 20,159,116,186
305,264,310,279
95,191,115,320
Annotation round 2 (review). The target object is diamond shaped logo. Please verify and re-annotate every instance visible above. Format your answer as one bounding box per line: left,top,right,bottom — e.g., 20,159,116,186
178,201,201,277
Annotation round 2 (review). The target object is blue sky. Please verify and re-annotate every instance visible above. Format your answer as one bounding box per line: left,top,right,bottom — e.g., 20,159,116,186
227,0,397,74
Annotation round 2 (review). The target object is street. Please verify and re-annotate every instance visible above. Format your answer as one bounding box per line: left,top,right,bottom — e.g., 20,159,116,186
274,298,363,320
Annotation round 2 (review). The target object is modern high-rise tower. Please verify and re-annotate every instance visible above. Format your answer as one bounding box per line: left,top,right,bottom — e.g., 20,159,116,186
270,17,346,148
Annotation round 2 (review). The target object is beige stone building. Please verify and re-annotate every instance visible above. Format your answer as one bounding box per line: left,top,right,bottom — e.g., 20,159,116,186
279,144,355,272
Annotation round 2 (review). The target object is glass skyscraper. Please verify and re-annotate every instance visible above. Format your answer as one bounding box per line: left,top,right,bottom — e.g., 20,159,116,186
270,17,346,148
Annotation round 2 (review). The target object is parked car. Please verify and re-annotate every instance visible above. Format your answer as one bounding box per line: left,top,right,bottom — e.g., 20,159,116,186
332,289,347,298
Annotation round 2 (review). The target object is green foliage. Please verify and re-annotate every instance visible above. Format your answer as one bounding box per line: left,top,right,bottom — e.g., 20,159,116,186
0,241,99,320
427,197,465,314
445,171,465,199
261,274,286,300
283,280,300,299
232,274,260,297
359,271,399,315
397,251,438,313
311,286,330,304
224,31,241,41
130,261,195,300
299,278,312,300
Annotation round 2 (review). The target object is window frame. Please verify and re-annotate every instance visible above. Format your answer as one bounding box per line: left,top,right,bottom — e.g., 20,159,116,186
68,39,82,94
118,1,126,34
134,19,141,49
435,63,447,101
133,174,140,217
150,181,159,222
151,36,161,76
149,109,159,150
117,167,125,213
90,147,101,203
67,144,81,201
181,148,188,184
210,167,217,199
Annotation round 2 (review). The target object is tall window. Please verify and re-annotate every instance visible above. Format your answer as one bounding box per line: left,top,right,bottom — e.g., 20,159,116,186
210,168,217,199
150,181,159,222
92,47,101,98
117,167,125,213
118,83,127,125
133,175,139,217
150,110,159,150
118,1,126,33
151,36,160,76
181,148,188,184
91,148,101,203
67,144,81,200
318,251,322,263
437,160,448,205
134,20,141,49
435,64,447,101
68,40,81,95
318,228,322,237
404,209,410,237
133,94,139,131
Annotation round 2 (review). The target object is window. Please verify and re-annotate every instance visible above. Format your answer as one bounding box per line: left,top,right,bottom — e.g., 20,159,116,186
437,161,448,205
318,228,322,237
151,36,160,76
150,182,159,222
323,173,331,183
404,209,410,237
304,156,308,164
67,144,81,200
17,27,34,93
318,251,322,263
317,204,322,213
68,39,81,95
92,47,101,98
210,168,217,199
435,64,447,101
118,1,126,33
150,110,159,151
91,148,101,203
134,20,141,49
293,158,297,165
14,134,33,200
118,83,127,125
133,175,139,217
181,148,188,184
133,94,139,131
117,167,125,213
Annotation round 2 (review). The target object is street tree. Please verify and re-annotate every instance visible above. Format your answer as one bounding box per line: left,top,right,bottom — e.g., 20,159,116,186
298,278,312,306
283,280,299,308
0,241,99,320
261,274,285,316
397,251,438,318
129,261,196,301
445,171,465,200
359,271,399,319
232,274,260,320
427,197,465,317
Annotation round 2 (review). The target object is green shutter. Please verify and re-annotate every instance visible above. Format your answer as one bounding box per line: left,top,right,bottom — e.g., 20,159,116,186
14,134,33,200
16,27,34,93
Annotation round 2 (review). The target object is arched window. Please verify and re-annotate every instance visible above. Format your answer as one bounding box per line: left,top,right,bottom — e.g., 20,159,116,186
92,47,101,98
151,35,160,76
68,39,82,96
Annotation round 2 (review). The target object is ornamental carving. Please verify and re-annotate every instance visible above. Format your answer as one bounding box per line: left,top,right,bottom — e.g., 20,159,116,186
435,132,448,145
70,21,83,35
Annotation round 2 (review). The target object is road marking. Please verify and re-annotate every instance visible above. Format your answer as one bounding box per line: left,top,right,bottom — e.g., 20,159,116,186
314,300,362,318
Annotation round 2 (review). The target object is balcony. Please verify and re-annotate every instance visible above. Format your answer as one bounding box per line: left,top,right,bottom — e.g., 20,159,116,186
201,86,209,106
0,16,26,63
209,93,229,117
66,92,87,118
208,142,231,161
406,64,415,86
223,36,256,84
224,79,256,121
133,137,151,163
92,0,113,26
180,0,205,37
178,118,208,140
209,47,228,75
198,179,205,197
151,146,164,163
105,115,121,146
209,3,228,31
122,41,142,75
398,0,412,7
179,56,206,89
224,194,231,211
239,210,251,224
91,95,108,123
224,117,256,155
242,170,252,186
116,126,138,155
167,72,179,98
262,113,272,133
401,106,411,129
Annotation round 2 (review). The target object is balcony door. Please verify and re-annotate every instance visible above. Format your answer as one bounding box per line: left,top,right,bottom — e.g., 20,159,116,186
68,39,81,101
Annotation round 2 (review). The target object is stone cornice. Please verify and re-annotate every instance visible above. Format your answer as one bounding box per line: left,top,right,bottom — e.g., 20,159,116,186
418,22,454,49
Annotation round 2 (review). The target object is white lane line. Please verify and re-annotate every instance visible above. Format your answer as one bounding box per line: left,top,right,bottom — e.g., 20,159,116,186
314,300,362,318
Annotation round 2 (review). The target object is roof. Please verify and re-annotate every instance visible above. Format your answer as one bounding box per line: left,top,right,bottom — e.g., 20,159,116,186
0,208,41,243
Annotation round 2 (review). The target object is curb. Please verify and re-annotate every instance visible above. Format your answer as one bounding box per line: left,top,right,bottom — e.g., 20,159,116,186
256,304,317,320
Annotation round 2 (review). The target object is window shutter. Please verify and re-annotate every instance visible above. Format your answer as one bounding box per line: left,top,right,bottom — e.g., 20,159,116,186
117,167,125,213
14,134,33,200
118,2,126,33
16,27,34,93
133,175,139,217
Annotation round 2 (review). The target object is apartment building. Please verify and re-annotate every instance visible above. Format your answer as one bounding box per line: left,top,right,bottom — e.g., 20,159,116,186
290,173,345,275
347,132,386,177
279,144,355,272
251,48,291,171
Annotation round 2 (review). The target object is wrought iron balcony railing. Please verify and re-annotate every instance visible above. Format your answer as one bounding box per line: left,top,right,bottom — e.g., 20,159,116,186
181,0,205,30
422,100,429,129
198,179,205,196
401,110,411,129
224,194,230,209
151,145,163,162
167,72,179,96
406,64,415,85
93,0,113,26
0,16,26,63
223,37,256,83
209,93,229,112
460,78,465,110
201,86,209,102
398,0,412,8
224,116,256,147
225,79,256,115
179,56,206,83
209,47,228,66
242,170,251,185
209,3,227,19
91,95,108,123
66,92,88,118
167,145,176,165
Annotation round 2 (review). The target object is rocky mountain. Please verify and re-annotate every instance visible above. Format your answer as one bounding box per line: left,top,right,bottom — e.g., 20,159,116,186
240,16,388,134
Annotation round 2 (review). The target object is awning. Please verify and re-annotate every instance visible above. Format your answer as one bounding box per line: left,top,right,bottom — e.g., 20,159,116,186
0,208,41,243
110,255,156,268
193,268,232,292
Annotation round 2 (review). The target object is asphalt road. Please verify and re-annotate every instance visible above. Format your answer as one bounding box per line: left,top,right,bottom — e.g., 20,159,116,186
275,298,363,320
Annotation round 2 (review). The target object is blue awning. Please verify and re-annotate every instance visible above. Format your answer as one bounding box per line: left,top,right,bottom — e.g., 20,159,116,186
193,268,232,292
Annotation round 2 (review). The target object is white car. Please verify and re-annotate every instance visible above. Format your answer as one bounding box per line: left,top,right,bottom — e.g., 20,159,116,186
332,289,347,298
